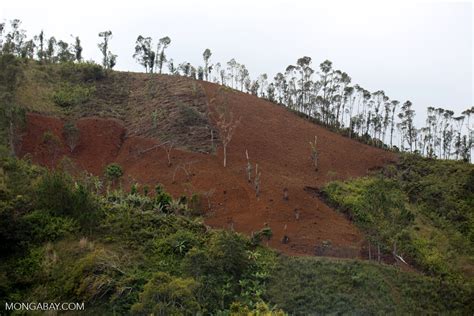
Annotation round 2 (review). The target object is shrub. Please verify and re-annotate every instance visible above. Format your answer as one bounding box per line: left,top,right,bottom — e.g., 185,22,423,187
35,171,101,230
104,163,123,181
53,83,95,107
104,163,123,188
22,210,78,243
63,122,80,153
58,61,105,82
130,272,201,315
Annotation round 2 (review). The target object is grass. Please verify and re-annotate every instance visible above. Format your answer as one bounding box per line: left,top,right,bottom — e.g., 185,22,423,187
266,256,473,315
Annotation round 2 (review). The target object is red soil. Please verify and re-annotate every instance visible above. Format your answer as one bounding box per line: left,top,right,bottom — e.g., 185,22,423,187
20,81,396,257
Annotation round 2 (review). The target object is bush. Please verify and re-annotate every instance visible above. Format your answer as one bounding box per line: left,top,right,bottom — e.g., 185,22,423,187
53,83,95,107
131,272,201,315
104,163,123,183
63,122,80,152
58,61,105,82
35,171,101,229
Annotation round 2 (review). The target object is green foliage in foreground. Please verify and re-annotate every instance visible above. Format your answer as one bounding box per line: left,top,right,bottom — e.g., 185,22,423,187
1,155,473,314
266,256,473,315
323,154,474,280
0,156,277,314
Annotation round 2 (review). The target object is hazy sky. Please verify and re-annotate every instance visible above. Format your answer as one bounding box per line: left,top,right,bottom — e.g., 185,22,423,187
1,0,472,125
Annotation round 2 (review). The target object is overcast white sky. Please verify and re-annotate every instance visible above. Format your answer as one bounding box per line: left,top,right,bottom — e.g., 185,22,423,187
1,0,472,125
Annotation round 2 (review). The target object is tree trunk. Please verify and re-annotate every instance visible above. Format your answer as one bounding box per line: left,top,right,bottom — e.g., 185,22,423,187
223,145,227,168
377,243,381,263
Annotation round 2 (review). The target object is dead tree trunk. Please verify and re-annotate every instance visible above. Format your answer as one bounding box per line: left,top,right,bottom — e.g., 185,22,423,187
245,149,252,182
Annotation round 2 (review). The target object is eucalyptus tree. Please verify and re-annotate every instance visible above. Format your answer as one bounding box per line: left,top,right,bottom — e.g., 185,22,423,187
0,22,4,52
197,66,204,80
156,36,171,74
237,64,249,91
389,100,400,147
178,62,191,76
34,30,45,61
285,65,298,109
98,30,115,69
56,40,74,63
266,83,276,102
398,101,415,151
441,110,454,158
167,58,177,74
296,56,312,110
273,72,286,104
344,86,355,135
3,19,26,56
250,80,259,96
338,72,351,125
425,106,437,157
213,62,222,83
319,60,333,124
45,37,56,62
226,58,237,88
133,35,154,72
244,77,251,93
257,73,268,97
453,115,465,159
203,48,212,80
73,36,82,62
20,39,35,59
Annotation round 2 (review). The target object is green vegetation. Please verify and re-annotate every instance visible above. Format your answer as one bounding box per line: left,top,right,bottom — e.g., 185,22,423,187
1,154,472,314
0,156,278,314
52,82,95,107
323,154,474,281
266,256,473,315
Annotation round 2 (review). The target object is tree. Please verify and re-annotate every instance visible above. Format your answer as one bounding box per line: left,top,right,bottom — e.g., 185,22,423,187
237,64,249,91
34,30,45,61
389,100,400,147
156,36,171,74
20,39,35,59
45,36,56,62
296,56,313,111
104,163,123,187
212,88,240,167
319,59,333,124
0,53,24,156
398,101,415,151
0,22,5,52
226,58,237,88
56,40,74,63
3,19,26,56
73,36,82,62
133,35,154,72
203,48,212,81
257,73,268,97
98,30,115,69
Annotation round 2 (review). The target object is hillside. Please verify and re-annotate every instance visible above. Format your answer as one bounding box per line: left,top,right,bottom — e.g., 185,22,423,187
17,66,396,257
1,60,473,314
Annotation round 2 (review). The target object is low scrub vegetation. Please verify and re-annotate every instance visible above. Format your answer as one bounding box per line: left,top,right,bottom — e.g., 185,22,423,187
323,154,474,281
266,256,473,315
52,83,95,107
1,154,473,314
